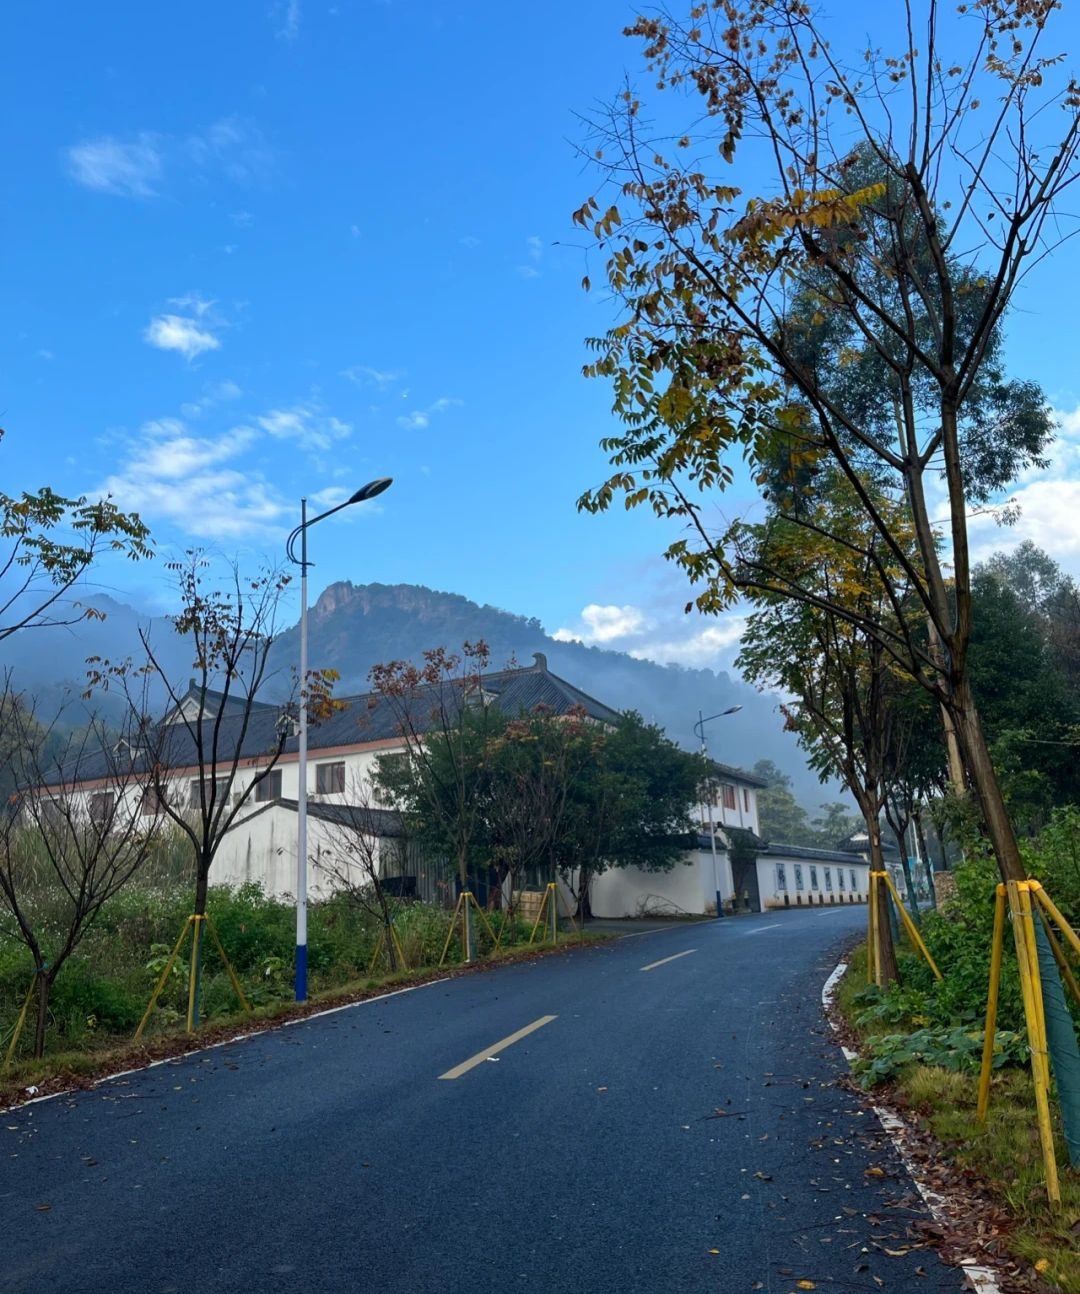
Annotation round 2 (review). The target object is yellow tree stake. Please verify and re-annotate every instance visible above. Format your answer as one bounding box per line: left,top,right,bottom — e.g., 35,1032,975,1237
1008,880,1060,1205
3,975,37,1067
529,887,551,945
867,871,880,986
977,884,1007,1123
881,870,943,980
438,892,466,968
1031,882,1080,961
134,916,193,1043
205,915,251,1014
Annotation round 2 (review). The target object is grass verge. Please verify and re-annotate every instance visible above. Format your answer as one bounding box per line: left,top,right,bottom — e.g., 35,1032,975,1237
836,943,1080,1293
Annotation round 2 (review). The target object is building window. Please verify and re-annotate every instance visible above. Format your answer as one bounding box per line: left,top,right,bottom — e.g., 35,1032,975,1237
824,868,833,891
89,791,115,824
810,865,819,891
776,864,787,892
793,864,804,891
721,784,736,810
837,869,845,891
316,761,346,794
189,778,230,809
255,770,283,803
743,787,751,811
850,869,858,891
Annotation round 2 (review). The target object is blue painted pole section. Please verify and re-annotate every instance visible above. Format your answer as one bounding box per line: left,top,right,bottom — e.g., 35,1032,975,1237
296,943,308,1003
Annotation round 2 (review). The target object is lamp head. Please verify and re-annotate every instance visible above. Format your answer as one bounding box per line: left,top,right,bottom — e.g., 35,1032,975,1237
348,477,393,505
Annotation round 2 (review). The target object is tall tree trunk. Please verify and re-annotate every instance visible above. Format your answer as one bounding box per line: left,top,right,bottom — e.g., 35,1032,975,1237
914,813,937,909
948,678,1027,883
190,862,210,1029
32,970,51,1060
867,822,899,986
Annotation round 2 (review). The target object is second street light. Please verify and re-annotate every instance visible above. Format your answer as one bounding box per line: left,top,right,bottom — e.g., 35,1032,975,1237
286,477,393,1001
693,705,743,918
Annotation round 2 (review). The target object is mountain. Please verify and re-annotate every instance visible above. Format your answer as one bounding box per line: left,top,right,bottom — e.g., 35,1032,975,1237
272,582,825,804
0,580,830,807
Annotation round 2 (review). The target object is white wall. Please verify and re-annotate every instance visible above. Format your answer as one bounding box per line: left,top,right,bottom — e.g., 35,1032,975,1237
758,852,869,909
588,849,731,918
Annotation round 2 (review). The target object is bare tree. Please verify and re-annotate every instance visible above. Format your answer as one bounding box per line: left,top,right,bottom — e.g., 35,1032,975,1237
89,554,312,1024
0,680,165,1058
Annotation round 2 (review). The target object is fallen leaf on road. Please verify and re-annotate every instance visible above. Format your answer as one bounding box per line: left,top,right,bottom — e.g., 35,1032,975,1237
864,1167,885,1177
796,1283,816,1290
35,1204,50,1211
708,1248,720,1255
596,1086,607,1092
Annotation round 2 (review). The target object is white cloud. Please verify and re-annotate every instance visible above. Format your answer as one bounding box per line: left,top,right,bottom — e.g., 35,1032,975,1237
516,234,543,279
181,379,242,419
273,0,302,39
629,618,748,669
396,396,461,431
97,420,281,540
185,117,275,185
459,235,481,248
341,365,403,390
168,292,216,317
36,349,54,361
65,134,163,197
144,314,221,361
966,404,1080,571
554,601,748,670
255,402,352,450
554,604,648,644
231,210,254,226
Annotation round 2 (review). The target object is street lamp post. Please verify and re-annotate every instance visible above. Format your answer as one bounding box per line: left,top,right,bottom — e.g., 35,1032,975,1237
693,705,743,919
286,477,392,1001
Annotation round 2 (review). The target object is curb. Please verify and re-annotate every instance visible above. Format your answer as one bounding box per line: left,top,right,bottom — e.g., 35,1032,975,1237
821,960,1002,1294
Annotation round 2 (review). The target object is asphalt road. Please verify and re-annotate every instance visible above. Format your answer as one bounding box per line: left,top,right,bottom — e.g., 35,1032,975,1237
1,906,970,1294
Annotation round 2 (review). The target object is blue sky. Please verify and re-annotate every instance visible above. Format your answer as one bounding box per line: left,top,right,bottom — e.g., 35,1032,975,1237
5,1,1080,676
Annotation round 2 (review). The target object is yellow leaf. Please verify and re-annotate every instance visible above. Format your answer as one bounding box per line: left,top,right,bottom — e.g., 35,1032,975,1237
1035,1259,1050,1273
797,1283,816,1290
708,1248,720,1255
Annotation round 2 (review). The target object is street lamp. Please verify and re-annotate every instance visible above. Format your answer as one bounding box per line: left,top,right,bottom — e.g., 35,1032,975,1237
693,705,743,919
286,477,392,1001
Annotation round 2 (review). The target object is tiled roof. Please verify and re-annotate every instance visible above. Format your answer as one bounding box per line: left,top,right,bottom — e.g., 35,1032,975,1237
763,842,867,865
53,655,620,787
706,759,768,788
273,798,406,837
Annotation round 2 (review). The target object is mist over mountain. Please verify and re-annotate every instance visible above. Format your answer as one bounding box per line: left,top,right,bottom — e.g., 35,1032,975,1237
275,582,826,805
0,580,831,808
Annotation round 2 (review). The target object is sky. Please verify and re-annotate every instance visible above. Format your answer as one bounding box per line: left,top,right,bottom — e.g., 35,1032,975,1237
5,0,1080,680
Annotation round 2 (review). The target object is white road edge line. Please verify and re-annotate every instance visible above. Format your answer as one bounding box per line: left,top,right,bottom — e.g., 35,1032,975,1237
640,948,697,972
744,923,781,934
0,979,446,1117
820,961,1002,1294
